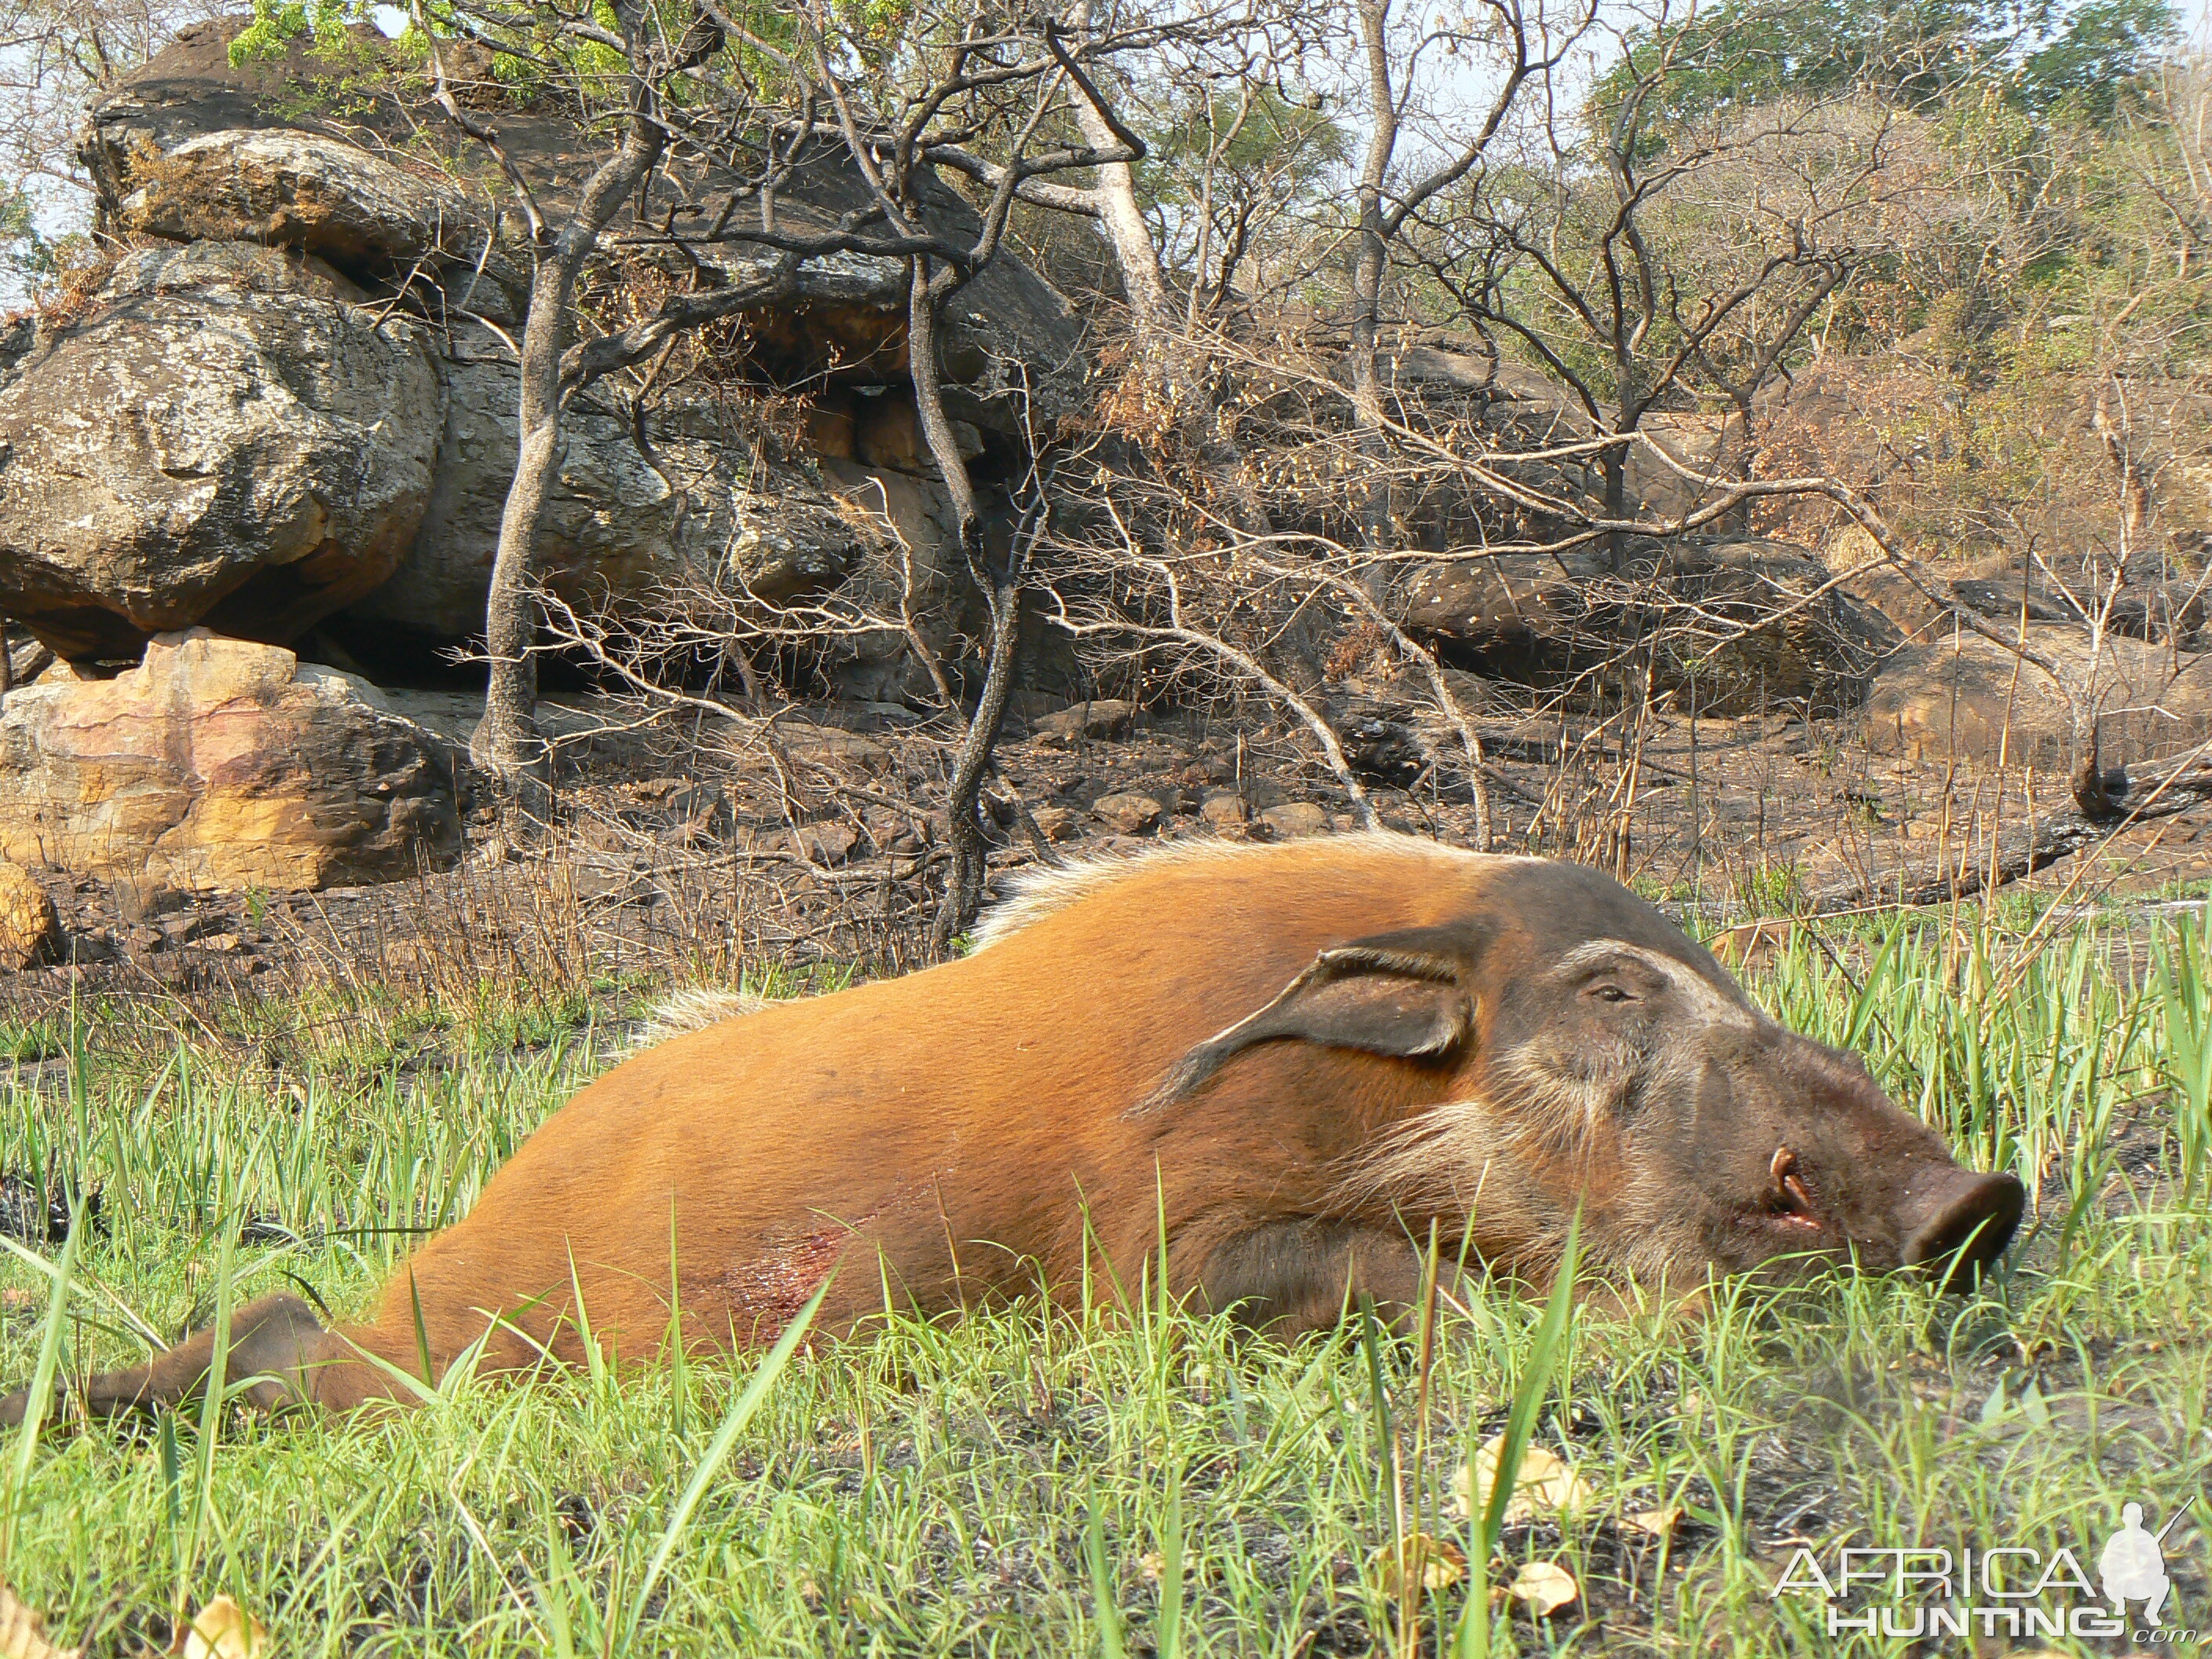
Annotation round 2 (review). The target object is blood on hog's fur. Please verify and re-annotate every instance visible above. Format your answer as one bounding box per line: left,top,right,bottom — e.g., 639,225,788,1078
2,834,2023,1423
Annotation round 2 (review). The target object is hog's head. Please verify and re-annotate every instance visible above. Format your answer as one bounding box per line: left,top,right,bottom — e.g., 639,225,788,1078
1154,859,2023,1287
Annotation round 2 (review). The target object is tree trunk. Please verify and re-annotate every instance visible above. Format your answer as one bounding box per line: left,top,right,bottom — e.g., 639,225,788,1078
1068,29,1270,540
1346,0,1399,596
470,112,667,796
906,257,1022,948
473,272,566,790
1068,76,1177,369
1346,232,1393,588
1602,440,1630,571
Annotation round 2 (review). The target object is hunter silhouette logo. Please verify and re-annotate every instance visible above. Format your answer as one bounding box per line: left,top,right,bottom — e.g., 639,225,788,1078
2101,1499,2190,1627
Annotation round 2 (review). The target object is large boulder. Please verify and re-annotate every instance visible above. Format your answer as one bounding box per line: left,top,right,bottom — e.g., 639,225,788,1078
1837,541,2211,655
1862,622,2212,767
809,458,973,703
0,630,459,892
0,242,439,658
1830,542,1957,641
693,141,1086,435
118,127,529,315
808,457,1081,704
347,329,873,640
1624,413,1749,526
79,20,390,189
1650,539,1902,711
0,864,60,970
58,21,1086,676
1383,351,1749,528
81,23,1085,431
1401,538,1898,714
1400,550,1617,685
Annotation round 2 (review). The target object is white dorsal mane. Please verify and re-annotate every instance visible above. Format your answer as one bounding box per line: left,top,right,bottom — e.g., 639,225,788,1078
968,831,1478,950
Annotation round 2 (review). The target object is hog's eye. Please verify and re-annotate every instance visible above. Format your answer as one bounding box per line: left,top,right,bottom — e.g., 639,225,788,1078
1589,983,1635,1004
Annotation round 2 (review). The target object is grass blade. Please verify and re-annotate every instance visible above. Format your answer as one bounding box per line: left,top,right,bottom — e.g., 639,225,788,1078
624,1276,828,1642
1,1201,82,1561
1457,1213,1581,1659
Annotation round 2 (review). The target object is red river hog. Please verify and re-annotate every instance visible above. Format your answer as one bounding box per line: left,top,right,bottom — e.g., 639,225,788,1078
3,834,2023,1420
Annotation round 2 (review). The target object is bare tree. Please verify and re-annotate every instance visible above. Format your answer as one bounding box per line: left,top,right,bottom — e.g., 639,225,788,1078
1342,0,1584,566
1425,12,1882,564
422,0,1144,936
411,0,742,790
0,0,222,295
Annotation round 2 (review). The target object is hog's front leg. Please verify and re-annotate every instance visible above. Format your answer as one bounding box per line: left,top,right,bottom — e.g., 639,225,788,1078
1195,1219,1471,1336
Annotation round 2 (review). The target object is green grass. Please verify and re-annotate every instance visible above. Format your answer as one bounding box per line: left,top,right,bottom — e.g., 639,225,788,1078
0,919,2208,1656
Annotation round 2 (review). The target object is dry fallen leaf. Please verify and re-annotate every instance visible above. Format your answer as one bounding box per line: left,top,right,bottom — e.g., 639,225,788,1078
1451,1437,1595,1525
177,1596,263,1659
1137,1551,1165,1583
1622,1504,1683,1540
0,1582,81,1659
1504,1559,1579,1617
1368,1533,1467,1601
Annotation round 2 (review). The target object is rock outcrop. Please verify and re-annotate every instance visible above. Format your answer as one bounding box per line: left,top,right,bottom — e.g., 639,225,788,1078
349,329,872,641
1401,538,1899,714
1833,554,1956,641
0,631,458,891
1383,350,1749,529
82,22,1086,428
0,864,60,969
1654,539,1901,709
118,126,529,315
1400,549,1617,685
1862,623,2212,766
0,242,439,657
14,16,1086,679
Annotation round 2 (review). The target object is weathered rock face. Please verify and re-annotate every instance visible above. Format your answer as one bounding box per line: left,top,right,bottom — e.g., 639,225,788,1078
118,127,529,314
1401,538,1899,713
1862,623,2212,766
1400,550,1617,685
1625,413,1747,525
809,458,972,704
1835,557,1955,641
0,631,458,891
1651,539,1901,711
0,244,439,658
79,22,1084,428
47,20,1087,681
0,864,60,969
1382,351,1750,533
691,142,1086,437
1834,544,2212,657
349,331,872,640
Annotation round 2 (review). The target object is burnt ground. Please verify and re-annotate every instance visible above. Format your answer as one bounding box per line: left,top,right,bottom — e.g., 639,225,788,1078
2,684,2208,1032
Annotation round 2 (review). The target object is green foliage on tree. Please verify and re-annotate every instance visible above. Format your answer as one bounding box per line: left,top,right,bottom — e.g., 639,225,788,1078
1595,0,2176,129
228,0,366,67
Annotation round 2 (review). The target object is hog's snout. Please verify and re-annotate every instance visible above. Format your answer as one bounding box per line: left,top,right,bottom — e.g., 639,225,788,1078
1896,1165,2025,1287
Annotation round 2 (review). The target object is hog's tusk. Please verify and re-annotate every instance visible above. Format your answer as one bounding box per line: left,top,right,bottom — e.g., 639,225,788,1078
1769,1145,1821,1225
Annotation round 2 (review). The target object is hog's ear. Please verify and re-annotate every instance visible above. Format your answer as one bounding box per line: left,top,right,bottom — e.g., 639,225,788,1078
1133,926,1481,1115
